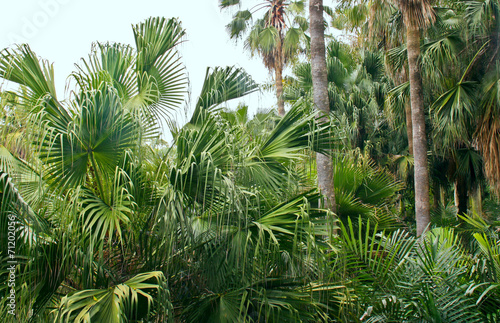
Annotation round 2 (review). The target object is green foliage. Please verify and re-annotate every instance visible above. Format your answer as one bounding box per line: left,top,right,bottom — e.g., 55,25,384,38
334,154,403,230
55,272,171,322
1,6,500,322
0,13,343,321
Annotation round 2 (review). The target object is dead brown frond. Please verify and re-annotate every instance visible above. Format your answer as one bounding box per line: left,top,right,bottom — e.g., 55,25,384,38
476,113,500,196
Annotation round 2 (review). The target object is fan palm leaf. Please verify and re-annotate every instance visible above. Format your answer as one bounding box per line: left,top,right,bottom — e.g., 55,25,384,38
55,271,171,322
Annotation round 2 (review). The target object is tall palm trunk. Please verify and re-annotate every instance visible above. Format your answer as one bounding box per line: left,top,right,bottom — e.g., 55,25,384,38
471,186,482,215
407,25,430,236
310,0,336,214
275,37,285,116
454,176,468,216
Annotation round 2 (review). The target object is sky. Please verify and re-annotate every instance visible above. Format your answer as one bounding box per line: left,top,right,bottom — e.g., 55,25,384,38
0,0,278,140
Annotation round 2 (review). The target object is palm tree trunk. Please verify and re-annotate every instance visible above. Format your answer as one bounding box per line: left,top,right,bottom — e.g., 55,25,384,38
310,0,336,214
407,25,430,236
471,185,482,215
454,176,468,216
275,38,285,116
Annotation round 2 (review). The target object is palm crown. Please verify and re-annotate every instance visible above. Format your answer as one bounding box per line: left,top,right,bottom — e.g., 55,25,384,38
222,0,309,116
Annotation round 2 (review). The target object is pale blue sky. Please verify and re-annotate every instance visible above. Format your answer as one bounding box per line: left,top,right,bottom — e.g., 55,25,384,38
1,0,279,140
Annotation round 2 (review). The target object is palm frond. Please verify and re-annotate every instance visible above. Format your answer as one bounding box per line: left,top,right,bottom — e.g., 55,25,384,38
475,62,500,195
191,66,258,124
227,10,253,39
397,0,435,29
220,0,241,9
133,17,187,119
39,85,138,192
55,271,171,322
0,44,59,105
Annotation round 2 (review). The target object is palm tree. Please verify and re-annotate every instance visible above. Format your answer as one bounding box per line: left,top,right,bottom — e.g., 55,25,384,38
464,0,500,195
309,0,337,217
0,14,340,320
420,0,499,215
5,9,500,322
286,39,409,218
396,0,435,236
0,17,187,321
221,0,308,116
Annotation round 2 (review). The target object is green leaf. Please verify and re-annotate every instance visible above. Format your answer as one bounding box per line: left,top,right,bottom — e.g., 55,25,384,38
55,271,171,322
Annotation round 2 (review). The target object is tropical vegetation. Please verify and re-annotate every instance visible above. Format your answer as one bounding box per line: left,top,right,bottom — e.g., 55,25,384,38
0,0,499,321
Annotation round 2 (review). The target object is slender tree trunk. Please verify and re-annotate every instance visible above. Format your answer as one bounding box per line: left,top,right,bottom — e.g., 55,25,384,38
454,176,468,216
471,185,482,215
407,25,430,236
310,0,336,214
275,38,285,116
